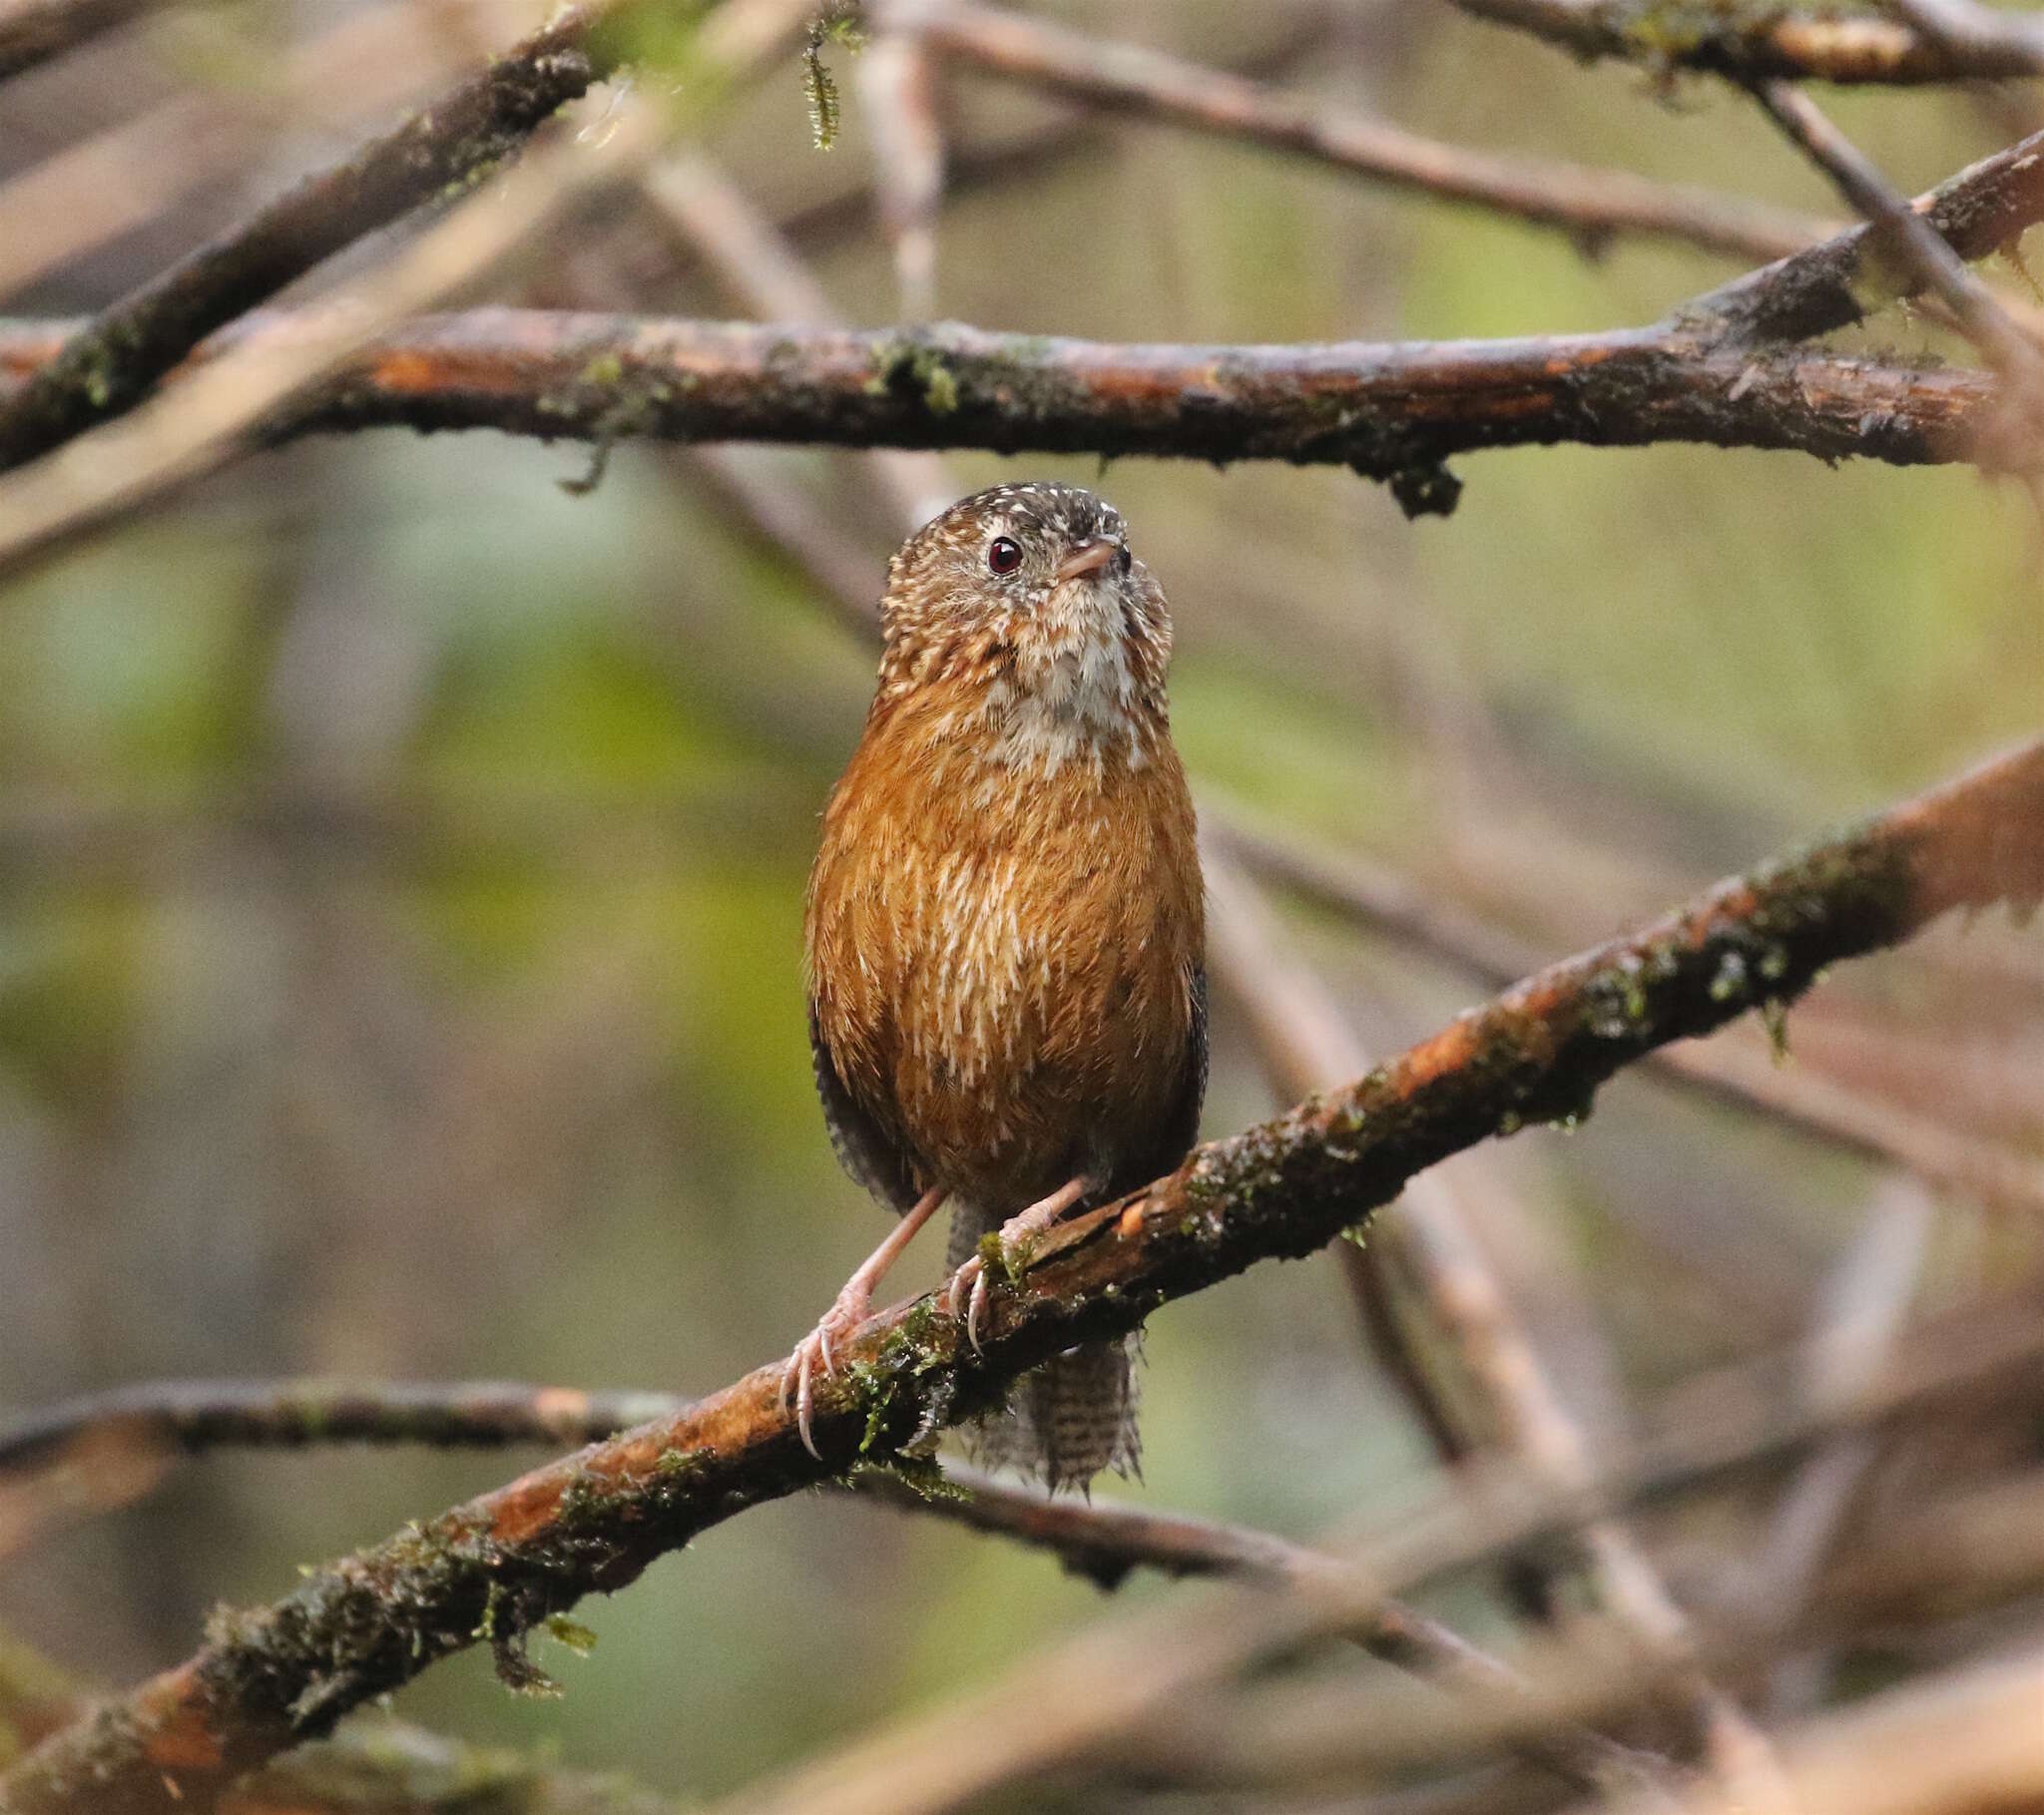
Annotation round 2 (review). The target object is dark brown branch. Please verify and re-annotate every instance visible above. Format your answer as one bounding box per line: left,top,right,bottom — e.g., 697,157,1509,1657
905,0,1835,262
0,311,1999,507
1450,0,2044,83
0,0,160,81
1,734,2037,1815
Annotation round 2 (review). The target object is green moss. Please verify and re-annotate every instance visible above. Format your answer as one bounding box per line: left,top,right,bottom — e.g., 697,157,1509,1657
544,1613,599,1656
868,340,963,416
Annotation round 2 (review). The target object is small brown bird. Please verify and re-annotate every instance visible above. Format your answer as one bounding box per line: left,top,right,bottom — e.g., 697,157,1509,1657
787,481,1207,1489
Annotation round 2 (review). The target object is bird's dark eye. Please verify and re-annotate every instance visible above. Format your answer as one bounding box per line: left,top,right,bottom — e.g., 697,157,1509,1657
987,536,1023,575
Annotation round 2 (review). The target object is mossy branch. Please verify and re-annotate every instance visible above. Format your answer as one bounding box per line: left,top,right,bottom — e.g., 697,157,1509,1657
1449,0,2044,83
0,309,2007,511
0,735,2037,1815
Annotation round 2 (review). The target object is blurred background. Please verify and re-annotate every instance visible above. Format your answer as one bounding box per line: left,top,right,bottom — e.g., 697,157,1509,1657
1,0,2041,1802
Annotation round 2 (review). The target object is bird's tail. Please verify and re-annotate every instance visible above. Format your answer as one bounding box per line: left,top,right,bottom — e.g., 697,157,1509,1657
947,1198,1140,1491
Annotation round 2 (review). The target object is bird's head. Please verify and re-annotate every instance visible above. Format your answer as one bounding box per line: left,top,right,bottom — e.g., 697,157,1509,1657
874,484,1174,760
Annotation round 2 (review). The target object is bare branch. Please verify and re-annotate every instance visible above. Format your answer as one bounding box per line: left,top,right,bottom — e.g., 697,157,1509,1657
0,0,533,304
0,101,689,585
1450,0,2044,83
0,733,2036,1815
904,0,1835,262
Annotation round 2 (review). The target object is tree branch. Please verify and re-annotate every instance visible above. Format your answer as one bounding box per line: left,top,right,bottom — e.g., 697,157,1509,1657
902,0,1836,262
1450,0,2044,83
0,733,2037,1815
0,310,2000,504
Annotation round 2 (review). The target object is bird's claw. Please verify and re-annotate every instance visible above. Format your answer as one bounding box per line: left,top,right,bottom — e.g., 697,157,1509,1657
943,1253,998,1354
779,1288,870,1461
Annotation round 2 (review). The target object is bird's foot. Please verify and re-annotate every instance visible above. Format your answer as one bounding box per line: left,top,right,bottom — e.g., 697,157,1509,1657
941,1254,995,1355
942,1178,1091,1354
778,1281,873,1460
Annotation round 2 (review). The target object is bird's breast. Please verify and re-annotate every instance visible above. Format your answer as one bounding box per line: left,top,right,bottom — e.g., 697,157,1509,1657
805,693,1203,1206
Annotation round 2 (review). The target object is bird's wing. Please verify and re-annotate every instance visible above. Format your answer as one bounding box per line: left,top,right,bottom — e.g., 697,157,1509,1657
809,1008,922,1213
1126,964,1208,1193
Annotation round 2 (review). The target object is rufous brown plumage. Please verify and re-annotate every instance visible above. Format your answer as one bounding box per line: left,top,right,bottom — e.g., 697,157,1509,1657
786,481,1207,1489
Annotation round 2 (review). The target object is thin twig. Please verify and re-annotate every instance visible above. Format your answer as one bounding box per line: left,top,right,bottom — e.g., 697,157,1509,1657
903,0,1834,261
1687,125,2044,344
1751,79,2044,392
1,733,2038,1815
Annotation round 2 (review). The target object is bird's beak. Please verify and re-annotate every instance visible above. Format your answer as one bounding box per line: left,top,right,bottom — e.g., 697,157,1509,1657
1056,539,1120,583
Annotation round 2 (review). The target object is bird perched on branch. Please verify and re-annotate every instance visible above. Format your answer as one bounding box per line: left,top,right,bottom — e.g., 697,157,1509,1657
787,481,1207,1490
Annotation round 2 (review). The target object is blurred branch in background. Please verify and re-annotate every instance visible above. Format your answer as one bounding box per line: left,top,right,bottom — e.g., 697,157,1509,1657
1207,853,1778,1783
0,0,161,82
2,731,2038,1814
893,0,1837,260
0,0,542,304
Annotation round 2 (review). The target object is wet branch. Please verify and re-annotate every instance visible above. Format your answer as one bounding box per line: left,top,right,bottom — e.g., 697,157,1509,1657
0,733,2037,1815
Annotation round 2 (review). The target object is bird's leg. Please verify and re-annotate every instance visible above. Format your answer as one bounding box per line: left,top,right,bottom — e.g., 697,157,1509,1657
944,1174,1092,1354
781,1185,945,1459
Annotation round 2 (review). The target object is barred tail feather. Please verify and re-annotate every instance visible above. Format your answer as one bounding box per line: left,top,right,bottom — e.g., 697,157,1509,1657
947,1200,1141,1492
